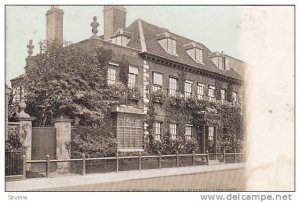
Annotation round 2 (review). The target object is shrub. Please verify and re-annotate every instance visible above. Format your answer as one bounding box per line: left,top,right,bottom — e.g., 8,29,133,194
70,126,117,158
184,137,199,153
161,135,185,154
5,126,26,151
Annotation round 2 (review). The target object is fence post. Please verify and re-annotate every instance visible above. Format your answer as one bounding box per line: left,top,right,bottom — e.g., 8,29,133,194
192,151,195,166
82,153,86,176
139,152,142,171
116,152,119,172
206,150,209,166
22,154,26,179
223,150,226,164
234,149,236,163
176,151,179,168
158,152,162,169
46,154,50,178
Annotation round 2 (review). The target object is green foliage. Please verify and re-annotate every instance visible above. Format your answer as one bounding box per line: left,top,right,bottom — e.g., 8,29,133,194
146,130,198,155
20,42,132,157
145,84,243,154
23,41,114,126
152,89,167,103
184,137,199,153
70,126,117,158
5,127,26,151
118,56,129,86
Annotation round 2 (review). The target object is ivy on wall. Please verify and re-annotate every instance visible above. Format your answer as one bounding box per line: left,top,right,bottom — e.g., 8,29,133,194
145,70,243,154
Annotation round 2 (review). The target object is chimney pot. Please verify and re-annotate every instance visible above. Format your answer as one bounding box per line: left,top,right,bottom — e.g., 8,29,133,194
103,6,126,40
46,6,64,46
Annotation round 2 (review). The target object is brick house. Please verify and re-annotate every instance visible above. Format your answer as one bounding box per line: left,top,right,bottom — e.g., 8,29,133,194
10,6,245,155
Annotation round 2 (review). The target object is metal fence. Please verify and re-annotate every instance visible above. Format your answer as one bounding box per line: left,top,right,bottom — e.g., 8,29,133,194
26,151,209,178
224,152,244,163
9,151,244,179
5,151,26,180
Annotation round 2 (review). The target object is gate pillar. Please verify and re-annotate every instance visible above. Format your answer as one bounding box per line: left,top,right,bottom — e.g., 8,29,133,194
53,116,73,172
16,100,35,171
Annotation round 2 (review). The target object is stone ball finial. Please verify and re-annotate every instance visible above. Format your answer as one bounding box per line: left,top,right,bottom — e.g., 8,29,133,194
16,99,30,118
90,16,99,39
19,99,26,110
27,40,34,57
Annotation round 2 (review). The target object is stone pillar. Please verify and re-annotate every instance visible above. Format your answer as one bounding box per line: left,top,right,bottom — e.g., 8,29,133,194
143,60,150,148
53,116,73,172
16,100,35,170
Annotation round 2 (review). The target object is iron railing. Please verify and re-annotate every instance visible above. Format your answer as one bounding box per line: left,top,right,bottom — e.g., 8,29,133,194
5,151,26,179
26,151,209,178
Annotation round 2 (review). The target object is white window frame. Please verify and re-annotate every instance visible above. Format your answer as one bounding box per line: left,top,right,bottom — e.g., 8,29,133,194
184,80,193,99
112,36,130,46
208,127,214,141
208,85,216,102
185,124,193,141
169,77,177,96
170,123,177,140
128,66,138,89
153,72,163,92
158,38,177,56
107,67,117,85
232,92,238,103
155,122,162,141
197,83,205,100
221,89,226,101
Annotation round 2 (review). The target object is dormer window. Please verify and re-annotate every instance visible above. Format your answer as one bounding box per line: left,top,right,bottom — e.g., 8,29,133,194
209,51,230,70
111,29,131,46
156,32,177,55
184,42,204,64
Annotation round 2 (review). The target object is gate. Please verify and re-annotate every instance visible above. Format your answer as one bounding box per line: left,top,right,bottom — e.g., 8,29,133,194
32,127,56,172
5,151,25,181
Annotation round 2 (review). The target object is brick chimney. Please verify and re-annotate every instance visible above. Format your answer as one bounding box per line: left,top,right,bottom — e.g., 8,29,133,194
46,6,64,46
103,6,126,40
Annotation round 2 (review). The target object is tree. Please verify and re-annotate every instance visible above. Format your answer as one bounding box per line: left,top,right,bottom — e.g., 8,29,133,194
18,42,129,157
22,42,116,126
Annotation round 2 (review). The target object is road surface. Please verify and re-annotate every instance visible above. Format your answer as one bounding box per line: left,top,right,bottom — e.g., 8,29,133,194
37,168,245,191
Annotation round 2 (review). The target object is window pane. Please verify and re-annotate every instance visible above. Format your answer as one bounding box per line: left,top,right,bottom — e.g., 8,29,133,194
185,125,192,141
170,123,177,139
208,127,214,141
197,83,204,99
208,86,215,101
129,66,138,74
107,68,116,85
185,81,192,98
167,38,176,55
155,122,161,141
169,77,177,96
153,72,163,86
232,92,237,102
128,73,136,89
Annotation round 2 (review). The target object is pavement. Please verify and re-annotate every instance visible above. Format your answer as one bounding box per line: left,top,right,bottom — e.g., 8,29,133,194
6,163,245,192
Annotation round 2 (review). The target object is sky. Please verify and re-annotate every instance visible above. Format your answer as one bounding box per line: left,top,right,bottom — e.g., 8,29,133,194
5,5,244,86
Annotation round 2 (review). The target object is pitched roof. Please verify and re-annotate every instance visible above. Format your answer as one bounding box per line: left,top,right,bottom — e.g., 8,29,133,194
123,19,242,81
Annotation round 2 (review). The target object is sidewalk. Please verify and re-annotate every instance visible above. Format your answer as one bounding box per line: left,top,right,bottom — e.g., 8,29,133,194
6,163,245,191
